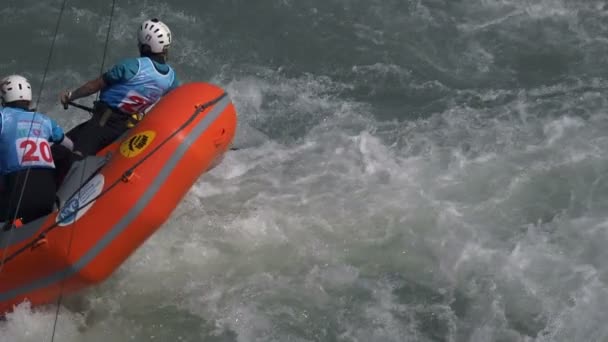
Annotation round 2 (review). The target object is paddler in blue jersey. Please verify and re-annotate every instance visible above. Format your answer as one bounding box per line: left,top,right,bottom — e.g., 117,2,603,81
57,18,181,157
0,75,75,226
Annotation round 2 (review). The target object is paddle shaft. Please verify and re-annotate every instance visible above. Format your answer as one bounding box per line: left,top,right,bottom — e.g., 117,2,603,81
67,101,93,113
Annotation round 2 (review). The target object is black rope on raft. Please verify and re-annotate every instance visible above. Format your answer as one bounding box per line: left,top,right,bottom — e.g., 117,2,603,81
0,92,226,267
49,0,118,340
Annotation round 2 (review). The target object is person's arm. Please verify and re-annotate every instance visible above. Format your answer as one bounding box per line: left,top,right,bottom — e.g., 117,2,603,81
61,77,106,105
49,118,74,151
60,136,75,151
60,59,139,106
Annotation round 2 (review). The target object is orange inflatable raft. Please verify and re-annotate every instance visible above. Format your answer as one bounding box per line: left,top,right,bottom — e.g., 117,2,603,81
0,82,237,315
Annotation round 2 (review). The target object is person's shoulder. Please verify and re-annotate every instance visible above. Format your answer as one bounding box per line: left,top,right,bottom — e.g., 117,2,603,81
149,59,177,77
165,62,177,71
34,111,53,123
104,57,141,83
164,63,178,78
0,107,20,116
116,57,140,66
111,57,141,71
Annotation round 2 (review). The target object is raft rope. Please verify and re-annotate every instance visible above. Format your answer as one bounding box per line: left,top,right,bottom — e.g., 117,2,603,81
96,0,116,100
48,0,118,339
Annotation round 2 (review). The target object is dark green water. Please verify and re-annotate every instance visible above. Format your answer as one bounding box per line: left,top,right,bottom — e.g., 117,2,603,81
2,1,608,341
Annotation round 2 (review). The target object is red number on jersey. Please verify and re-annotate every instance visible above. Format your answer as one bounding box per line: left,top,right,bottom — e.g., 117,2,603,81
119,94,148,114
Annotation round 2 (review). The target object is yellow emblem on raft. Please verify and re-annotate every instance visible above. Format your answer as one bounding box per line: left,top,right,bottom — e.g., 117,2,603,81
120,130,156,158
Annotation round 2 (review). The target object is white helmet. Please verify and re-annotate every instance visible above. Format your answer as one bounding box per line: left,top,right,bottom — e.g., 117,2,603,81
138,18,172,53
1,75,32,103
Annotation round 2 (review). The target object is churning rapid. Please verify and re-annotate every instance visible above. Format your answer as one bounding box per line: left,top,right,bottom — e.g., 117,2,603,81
2,0,608,341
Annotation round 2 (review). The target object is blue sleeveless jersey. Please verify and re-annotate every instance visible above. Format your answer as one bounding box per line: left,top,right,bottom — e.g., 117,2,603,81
100,57,176,114
0,107,65,175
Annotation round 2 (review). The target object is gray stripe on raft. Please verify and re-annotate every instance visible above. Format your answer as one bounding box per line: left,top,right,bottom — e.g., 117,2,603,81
0,96,230,302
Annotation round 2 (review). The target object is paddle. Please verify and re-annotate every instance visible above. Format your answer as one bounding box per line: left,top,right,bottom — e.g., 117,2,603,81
67,101,93,113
